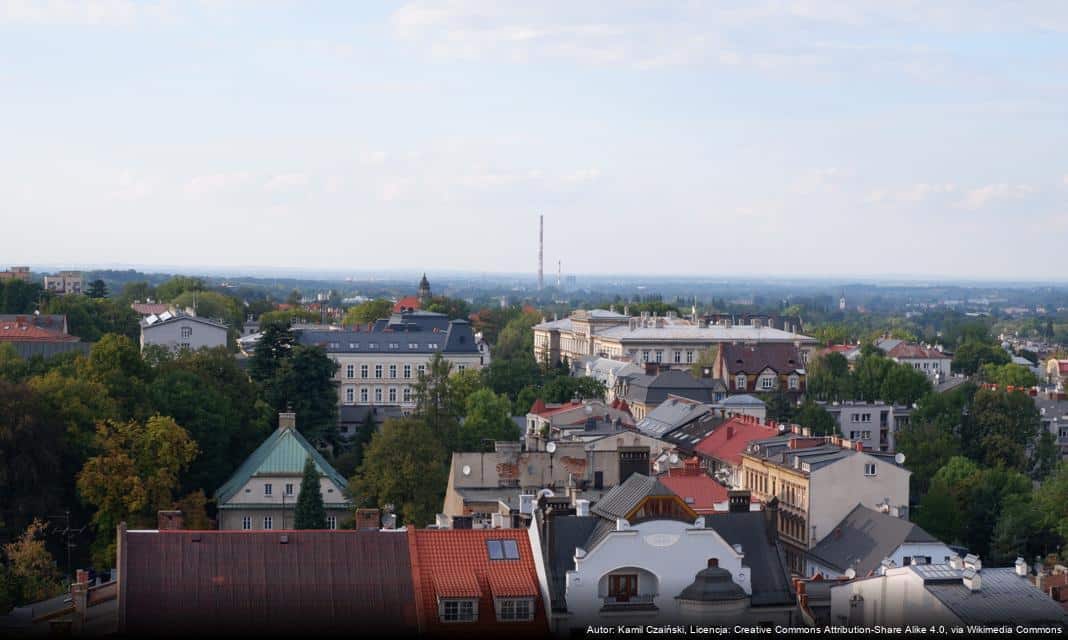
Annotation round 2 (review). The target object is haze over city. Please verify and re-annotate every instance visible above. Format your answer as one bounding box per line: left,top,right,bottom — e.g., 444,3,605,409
2,1,1068,279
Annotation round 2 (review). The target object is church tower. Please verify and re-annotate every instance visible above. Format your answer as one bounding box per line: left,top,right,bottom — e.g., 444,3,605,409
418,273,431,304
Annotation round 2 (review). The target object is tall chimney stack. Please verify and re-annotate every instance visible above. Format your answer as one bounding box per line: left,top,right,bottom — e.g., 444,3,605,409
538,214,544,291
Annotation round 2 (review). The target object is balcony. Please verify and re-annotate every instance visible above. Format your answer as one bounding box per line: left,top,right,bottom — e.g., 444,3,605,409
600,594,658,613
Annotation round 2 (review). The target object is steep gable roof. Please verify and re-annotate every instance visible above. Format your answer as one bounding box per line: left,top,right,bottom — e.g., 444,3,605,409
214,426,349,505
589,473,695,522
720,342,805,375
807,504,941,575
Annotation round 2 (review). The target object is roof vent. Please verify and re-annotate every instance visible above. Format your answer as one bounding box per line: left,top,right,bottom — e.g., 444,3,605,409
963,568,981,592
1014,557,1028,577
279,534,289,544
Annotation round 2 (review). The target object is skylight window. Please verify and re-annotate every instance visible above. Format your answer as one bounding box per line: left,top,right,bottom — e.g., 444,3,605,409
486,539,520,560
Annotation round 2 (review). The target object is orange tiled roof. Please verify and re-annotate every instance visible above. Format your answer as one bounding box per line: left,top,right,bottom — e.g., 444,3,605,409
408,528,546,635
393,296,422,312
694,416,779,467
659,468,729,514
0,322,78,342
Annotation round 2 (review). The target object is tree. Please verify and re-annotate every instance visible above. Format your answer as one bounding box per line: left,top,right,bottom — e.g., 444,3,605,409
79,333,150,419
952,341,1010,376
342,299,393,326
794,400,837,435
0,279,43,314
424,296,470,320
2,519,64,604
293,457,327,529
118,280,156,304
413,353,463,449
171,290,242,327
483,355,541,407
852,353,894,402
348,418,447,528
459,389,520,450
85,279,108,299
493,311,542,362
965,388,1039,472
879,362,931,406
1034,462,1068,558
762,389,795,423
43,296,140,342
155,276,204,302
264,345,339,445
980,363,1038,388
249,321,295,384
0,381,66,539
896,419,961,497
805,352,853,401
1032,431,1060,481
76,415,199,565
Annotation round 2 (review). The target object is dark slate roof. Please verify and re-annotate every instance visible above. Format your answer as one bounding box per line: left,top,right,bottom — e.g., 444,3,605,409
677,566,748,602
918,566,1068,625
661,412,726,454
634,396,713,439
543,514,601,612
590,474,674,520
720,342,804,375
141,313,228,331
120,530,418,635
624,369,727,406
704,511,794,606
807,504,941,574
297,318,478,355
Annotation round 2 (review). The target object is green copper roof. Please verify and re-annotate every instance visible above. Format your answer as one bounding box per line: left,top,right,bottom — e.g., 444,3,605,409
214,426,350,505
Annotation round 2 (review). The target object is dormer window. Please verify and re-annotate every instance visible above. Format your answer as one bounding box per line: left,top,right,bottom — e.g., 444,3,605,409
495,597,534,622
439,598,477,623
735,374,747,390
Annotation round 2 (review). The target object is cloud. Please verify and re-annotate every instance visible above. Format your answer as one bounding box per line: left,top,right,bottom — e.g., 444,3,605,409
866,183,957,204
184,171,251,198
263,172,309,193
957,183,1034,210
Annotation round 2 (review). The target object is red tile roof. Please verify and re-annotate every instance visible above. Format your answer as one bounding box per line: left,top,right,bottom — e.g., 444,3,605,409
393,295,422,312
694,416,779,467
1055,360,1068,375
659,466,729,514
130,303,171,316
408,528,547,635
0,322,78,342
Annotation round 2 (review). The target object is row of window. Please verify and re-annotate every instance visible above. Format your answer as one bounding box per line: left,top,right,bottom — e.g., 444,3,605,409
241,515,337,530
849,430,873,440
439,597,533,623
849,413,873,423
637,349,697,364
328,342,439,350
735,373,800,391
342,363,467,380
344,386,413,404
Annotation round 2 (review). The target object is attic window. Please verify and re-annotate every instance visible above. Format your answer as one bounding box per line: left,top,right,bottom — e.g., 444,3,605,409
486,539,520,560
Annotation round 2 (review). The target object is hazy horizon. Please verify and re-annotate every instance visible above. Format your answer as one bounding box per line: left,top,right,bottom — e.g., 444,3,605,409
3,2,1067,279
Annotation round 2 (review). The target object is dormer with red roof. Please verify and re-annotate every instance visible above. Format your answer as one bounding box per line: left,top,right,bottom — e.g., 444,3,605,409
408,528,547,635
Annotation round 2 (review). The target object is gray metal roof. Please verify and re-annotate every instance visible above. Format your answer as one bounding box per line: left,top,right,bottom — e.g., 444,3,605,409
543,514,601,611
623,369,727,406
718,394,767,407
635,396,712,438
297,320,478,355
807,504,941,574
589,474,674,521
920,567,1068,625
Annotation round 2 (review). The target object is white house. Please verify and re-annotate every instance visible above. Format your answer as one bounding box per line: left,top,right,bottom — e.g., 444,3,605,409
530,475,798,635
829,556,1066,627
140,312,228,352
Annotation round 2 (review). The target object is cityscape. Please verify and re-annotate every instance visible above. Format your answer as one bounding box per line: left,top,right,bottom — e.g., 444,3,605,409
2,2,1068,638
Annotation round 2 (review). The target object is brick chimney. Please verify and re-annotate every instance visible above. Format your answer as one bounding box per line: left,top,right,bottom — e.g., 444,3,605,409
158,510,184,530
728,489,751,513
355,508,381,530
278,411,296,431
726,425,735,440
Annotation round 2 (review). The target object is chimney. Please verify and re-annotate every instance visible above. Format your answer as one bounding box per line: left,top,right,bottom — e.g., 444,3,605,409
382,513,397,529
491,513,506,529
158,510,184,530
949,555,963,570
278,411,297,431
963,568,982,592
726,425,735,440
355,508,381,530
763,497,779,543
963,554,982,571
1015,557,1029,577
575,499,590,517
854,441,864,452
435,514,452,529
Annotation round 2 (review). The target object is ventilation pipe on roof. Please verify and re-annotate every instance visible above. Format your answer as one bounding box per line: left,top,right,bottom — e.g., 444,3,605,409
1015,557,1029,577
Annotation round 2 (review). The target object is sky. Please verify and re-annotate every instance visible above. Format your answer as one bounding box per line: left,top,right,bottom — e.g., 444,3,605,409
2,1,1067,280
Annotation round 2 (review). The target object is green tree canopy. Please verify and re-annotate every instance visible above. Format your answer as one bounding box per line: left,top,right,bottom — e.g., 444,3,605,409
263,345,339,445
458,389,520,450
979,363,1038,388
794,400,837,435
342,299,393,326
348,418,447,528
293,457,327,529
155,276,205,302
76,415,199,565
952,340,1010,376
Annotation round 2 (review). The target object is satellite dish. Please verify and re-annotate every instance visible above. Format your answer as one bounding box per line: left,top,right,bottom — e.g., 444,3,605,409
669,453,680,465
461,464,471,476
895,453,906,465
845,568,857,579
546,441,557,454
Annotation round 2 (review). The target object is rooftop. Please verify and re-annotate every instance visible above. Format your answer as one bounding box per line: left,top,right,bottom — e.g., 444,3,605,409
694,416,781,467
806,504,941,575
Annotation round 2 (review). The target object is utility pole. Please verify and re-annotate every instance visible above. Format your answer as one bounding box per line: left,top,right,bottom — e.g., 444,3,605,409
48,510,85,580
